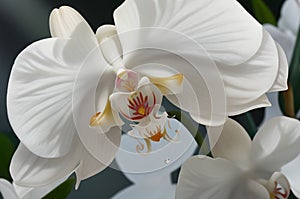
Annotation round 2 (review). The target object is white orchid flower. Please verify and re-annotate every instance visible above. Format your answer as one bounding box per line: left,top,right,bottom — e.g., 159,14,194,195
176,117,300,199
7,0,288,190
0,177,66,199
264,0,300,62
263,0,300,123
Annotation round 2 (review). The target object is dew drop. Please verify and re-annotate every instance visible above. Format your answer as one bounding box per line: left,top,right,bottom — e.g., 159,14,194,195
164,158,171,164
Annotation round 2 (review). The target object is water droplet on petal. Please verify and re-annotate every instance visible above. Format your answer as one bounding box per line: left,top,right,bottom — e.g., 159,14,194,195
164,158,171,164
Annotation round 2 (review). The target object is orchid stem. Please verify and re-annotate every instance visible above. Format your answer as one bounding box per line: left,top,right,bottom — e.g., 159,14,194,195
284,25,300,119
283,83,296,118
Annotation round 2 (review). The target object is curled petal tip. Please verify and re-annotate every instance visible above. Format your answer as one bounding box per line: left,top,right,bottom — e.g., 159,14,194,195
75,179,81,190
96,25,118,44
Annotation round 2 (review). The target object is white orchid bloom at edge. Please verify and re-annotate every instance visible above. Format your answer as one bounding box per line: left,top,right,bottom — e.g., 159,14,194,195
7,0,288,191
176,117,300,199
264,0,300,62
263,0,299,123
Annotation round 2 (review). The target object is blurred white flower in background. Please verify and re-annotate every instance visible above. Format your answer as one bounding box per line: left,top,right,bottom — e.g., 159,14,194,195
176,117,300,199
265,0,300,62
263,0,300,123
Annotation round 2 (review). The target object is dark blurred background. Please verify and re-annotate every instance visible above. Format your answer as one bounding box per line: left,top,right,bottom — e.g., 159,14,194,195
0,0,285,198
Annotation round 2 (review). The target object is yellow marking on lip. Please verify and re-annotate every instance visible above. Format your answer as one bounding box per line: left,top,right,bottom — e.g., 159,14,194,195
137,106,146,115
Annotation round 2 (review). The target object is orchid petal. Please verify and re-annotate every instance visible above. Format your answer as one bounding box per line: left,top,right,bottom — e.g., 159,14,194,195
7,39,76,157
114,0,263,65
96,25,123,69
74,128,120,188
231,180,270,199
1,157,69,199
70,46,121,164
282,154,300,198
264,24,296,63
72,124,120,170
10,135,108,189
149,73,184,95
228,95,271,116
218,30,286,115
13,177,68,199
211,118,251,167
49,6,99,63
0,179,18,199
176,156,240,199
7,8,101,158
72,47,116,131
269,43,289,92
88,66,117,133
251,117,300,173
50,6,94,39
278,0,300,35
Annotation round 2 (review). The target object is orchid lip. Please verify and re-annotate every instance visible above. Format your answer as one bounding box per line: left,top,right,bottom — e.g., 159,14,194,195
130,116,180,153
122,91,156,120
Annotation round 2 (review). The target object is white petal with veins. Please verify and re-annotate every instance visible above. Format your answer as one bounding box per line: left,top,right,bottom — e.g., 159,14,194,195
96,25,124,69
251,117,300,172
0,179,18,199
114,0,263,65
10,135,113,189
